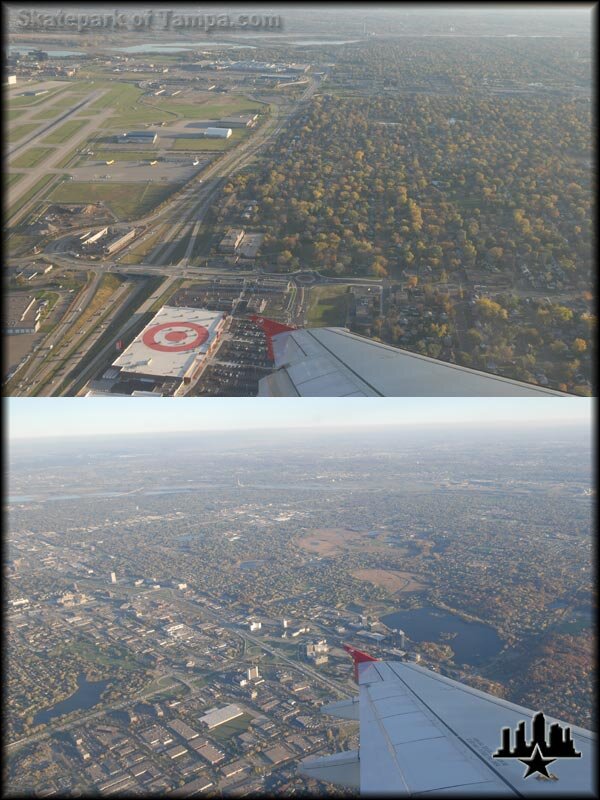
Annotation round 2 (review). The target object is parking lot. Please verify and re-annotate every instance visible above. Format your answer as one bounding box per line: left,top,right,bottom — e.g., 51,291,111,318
190,317,272,396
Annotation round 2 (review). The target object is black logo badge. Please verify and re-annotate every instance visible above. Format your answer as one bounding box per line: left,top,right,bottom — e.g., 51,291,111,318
493,711,581,779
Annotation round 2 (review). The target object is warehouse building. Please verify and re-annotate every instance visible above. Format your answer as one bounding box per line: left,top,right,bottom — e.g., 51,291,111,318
199,704,243,730
118,130,158,144
5,294,41,335
111,305,225,394
204,127,232,139
83,226,108,246
105,228,136,254
216,113,258,129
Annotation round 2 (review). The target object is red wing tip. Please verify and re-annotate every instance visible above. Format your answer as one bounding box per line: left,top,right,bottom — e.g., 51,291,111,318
343,643,379,663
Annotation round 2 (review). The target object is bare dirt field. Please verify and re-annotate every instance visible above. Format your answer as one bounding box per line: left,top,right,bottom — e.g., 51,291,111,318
296,528,409,557
351,568,427,594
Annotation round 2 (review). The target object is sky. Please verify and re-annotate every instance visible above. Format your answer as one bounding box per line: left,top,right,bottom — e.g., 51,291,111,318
6,397,593,440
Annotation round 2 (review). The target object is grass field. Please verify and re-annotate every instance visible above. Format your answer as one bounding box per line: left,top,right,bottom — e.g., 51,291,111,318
171,137,233,152
306,284,350,326
29,95,86,120
8,173,58,220
8,122,41,142
157,97,266,119
88,82,266,127
47,180,181,220
7,108,26,120
7,87,65,108
171,128,249,151
41,118,88,144
11,147,55,169
6,173,23,187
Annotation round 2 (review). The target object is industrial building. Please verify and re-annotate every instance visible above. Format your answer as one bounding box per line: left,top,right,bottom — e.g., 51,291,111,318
199,704,243,730
118,130,158,144
6,74,17,85
111,305,225,394
204,127,232,139
219,228,245,253
5,294,41,335
216,113,258,129
83,226,108,246
105,228,136,255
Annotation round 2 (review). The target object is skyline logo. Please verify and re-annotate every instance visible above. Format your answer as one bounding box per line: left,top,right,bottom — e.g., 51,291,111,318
493,711,581,779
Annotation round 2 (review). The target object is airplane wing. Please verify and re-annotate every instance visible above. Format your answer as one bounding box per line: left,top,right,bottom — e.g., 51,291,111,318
250,321,567,396
299,647,596,796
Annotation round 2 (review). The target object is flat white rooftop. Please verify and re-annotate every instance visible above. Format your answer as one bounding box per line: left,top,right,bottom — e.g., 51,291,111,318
113,306,223,380
199,703,243,730
258,327,567,397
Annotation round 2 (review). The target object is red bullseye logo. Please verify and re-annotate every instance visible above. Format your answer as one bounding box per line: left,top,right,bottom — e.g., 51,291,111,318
142,322,209,352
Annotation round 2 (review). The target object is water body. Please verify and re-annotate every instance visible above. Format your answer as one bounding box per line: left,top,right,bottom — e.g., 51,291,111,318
113,41,256,53
7,45,84,56
381,606,503,666
32,673,109,726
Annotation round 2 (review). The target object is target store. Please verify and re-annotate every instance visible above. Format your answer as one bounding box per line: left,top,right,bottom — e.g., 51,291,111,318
111,306,225,394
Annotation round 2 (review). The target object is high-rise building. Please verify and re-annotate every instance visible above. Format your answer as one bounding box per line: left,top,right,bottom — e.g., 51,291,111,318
110,571,117,584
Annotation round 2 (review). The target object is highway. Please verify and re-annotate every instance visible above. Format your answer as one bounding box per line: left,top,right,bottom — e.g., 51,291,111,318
6,77,326,394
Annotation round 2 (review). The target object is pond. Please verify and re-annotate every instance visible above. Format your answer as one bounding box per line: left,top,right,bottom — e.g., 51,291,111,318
381,605,504,667
33,672,110,726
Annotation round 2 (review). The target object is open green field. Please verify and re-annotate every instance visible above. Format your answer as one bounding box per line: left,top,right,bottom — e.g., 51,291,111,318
6,173,24,187
8,173,58,220
7,87,66,108
306,284,351,326
54,639,142,672
88,81,267,127
41,118,87,144
11,147,55,169
155,97,265,119
171,137,235,152
8,122,41,142
29,94,86,120
6,108,26,120
47,180,182,220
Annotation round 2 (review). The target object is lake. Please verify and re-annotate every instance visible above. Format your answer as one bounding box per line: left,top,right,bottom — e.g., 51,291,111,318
113,41,256,53
381,605,504,666
33,672,109,726
7,45,84,57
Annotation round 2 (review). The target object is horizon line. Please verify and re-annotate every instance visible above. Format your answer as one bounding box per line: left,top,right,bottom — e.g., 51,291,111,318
9,417,591,442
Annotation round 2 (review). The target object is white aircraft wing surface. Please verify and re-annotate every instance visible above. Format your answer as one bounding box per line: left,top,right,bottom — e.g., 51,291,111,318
300,652,595,796
253,325,567,396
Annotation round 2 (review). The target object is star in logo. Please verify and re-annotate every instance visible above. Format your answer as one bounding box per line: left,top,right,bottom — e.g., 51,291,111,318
519,744,556,779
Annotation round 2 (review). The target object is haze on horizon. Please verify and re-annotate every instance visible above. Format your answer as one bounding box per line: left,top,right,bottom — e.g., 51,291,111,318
7,397,592,441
